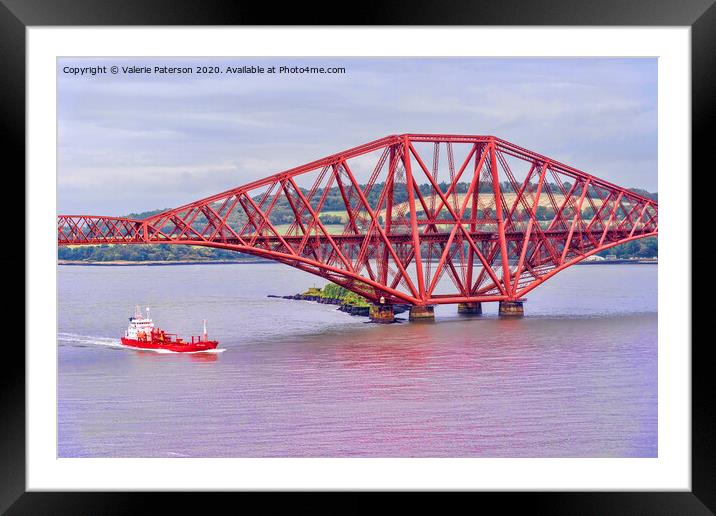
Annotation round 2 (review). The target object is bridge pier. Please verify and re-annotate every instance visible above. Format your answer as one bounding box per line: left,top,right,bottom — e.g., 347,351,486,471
457,302,482,316
499,300,524,317
369,303,395,323
409,305,435,322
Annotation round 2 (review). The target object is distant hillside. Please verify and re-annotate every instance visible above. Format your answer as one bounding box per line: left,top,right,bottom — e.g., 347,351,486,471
124,208,170,219
628,188,657,201
58,182,657,262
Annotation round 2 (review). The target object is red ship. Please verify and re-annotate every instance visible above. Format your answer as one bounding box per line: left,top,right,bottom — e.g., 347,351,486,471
121,306,219,353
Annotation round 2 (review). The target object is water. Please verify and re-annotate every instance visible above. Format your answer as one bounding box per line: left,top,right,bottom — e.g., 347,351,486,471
58,263,657,457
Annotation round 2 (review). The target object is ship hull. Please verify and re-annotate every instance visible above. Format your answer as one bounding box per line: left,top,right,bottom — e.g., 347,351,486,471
120,337,218,353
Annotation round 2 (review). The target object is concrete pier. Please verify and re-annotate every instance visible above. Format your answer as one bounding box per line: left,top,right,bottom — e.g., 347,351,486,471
369,303,395,323
457,302,482,316
498,300,524,317
409,305,435,322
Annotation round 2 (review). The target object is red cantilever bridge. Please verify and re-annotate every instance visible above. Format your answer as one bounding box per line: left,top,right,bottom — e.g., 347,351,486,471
58,134,657,319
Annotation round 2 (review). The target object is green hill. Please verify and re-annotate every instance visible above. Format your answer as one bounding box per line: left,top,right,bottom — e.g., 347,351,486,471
58,183,657,262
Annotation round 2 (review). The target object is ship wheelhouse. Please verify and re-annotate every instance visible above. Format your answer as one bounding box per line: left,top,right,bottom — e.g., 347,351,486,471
125,306,155,341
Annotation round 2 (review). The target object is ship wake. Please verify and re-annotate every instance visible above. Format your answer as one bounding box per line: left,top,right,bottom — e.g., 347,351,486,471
58,332,124,349
58,332,225,354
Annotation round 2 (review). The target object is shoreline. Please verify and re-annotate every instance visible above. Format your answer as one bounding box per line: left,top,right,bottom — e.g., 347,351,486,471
58,259,272,266
58,258,658,267
575,259,657,265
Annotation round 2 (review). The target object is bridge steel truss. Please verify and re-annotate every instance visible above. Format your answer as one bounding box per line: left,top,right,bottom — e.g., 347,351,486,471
58,134,658,307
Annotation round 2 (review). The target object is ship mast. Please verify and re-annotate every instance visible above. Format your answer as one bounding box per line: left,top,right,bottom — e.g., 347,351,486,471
203,319,208,342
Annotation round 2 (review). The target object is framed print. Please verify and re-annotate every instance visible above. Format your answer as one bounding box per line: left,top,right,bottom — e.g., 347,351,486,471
6,0,712,511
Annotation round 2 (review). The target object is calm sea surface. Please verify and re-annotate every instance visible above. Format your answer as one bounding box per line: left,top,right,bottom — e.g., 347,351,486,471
58,262,657,457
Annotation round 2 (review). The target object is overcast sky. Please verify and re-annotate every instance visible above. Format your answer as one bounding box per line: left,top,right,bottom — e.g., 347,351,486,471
58,57,657,216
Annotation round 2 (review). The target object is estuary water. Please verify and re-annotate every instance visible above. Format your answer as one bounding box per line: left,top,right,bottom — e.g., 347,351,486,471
58,263,657,457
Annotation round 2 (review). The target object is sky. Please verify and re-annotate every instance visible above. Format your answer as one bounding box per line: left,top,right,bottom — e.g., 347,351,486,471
58,57,657,216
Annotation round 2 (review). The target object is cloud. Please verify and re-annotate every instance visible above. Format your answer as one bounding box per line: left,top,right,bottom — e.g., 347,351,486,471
58,57,657,215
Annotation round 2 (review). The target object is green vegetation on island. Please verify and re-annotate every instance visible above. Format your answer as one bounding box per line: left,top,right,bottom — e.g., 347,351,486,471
303,284,371,308
270,283,372,316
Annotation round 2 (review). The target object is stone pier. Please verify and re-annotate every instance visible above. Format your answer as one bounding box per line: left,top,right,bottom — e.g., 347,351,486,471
369,303,395,323
457,302,482,316
498,300,524,317
409,305,435,322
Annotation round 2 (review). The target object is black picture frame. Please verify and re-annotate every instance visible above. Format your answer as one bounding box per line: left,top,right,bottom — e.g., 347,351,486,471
4,0,709,510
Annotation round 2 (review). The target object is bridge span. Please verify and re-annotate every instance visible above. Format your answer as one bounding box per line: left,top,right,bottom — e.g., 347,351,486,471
58,134,657,322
